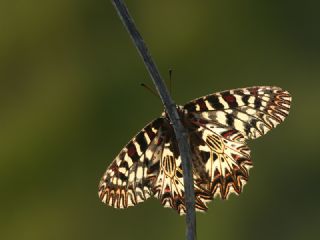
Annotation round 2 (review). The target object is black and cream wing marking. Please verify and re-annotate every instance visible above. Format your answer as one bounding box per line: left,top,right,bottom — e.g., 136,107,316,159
98,116,212,214
99,86,291,214
189,123,252,200
98,118,165,208
184,86,291,139
151,132,212,215
184,86,291,200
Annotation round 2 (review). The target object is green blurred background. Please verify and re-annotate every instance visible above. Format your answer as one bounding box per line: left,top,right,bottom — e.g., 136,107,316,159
0,1,319,239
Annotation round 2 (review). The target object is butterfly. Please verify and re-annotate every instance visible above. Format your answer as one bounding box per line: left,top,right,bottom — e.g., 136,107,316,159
98,86,291,215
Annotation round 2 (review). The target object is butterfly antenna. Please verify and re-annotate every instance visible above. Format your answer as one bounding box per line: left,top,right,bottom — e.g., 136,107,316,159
140,83,159,98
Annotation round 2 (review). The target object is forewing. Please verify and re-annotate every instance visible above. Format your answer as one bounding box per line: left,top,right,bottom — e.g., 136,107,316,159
98,118,166,209
184,86,291,139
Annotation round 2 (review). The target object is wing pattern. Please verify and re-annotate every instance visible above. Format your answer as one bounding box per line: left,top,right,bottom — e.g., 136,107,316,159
98,118,165,208
184,86,291,139
98,86,291,215
189,122,252,200
151,134,212,214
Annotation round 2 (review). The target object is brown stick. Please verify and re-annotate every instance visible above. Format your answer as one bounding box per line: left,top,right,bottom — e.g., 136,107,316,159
110,1,197,239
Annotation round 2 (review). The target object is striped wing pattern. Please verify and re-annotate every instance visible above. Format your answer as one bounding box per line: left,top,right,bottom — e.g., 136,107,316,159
98,86,291,215
184,86,291,139
98,118,165,208
151,134,212,214
189,123,252,200
98,117,212,214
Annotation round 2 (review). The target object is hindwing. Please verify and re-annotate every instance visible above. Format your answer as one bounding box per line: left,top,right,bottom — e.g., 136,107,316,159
151,133,212,215
189,120,252,199
99,86,292,215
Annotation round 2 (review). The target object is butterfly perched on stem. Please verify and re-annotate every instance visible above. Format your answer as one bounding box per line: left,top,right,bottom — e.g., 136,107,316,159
98,86,291,215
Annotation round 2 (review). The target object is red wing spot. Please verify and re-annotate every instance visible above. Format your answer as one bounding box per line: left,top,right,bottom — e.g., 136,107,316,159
165,185,171,193
197,99,208,111
250,87,259,96
157,137,163,145
110,162,119,173
214,169,220,177
127,144,137,158
146,128,156,139
222,129,237,138
231,153,240,161
223,94,236,103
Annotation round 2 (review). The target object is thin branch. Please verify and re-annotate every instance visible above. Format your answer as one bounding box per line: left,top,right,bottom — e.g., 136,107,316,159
110,1,197,239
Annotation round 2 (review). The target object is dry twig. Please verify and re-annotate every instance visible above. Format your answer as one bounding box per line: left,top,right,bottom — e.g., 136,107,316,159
110,1,197,239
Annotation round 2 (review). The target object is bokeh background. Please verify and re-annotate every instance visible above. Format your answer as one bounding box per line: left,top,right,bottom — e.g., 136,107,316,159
1,1,319,239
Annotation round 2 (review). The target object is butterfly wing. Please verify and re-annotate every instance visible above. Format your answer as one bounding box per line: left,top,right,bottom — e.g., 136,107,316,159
98,117,166,208
99,116,211,214
184,86,291,199
151,132,212,215
99,86,291,213
189,122,252,199
184,86,291,139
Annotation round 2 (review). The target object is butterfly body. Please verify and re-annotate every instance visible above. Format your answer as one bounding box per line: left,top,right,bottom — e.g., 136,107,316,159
98,86,291,215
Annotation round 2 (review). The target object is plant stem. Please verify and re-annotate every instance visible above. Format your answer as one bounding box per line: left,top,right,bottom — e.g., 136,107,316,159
110,1,197,239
